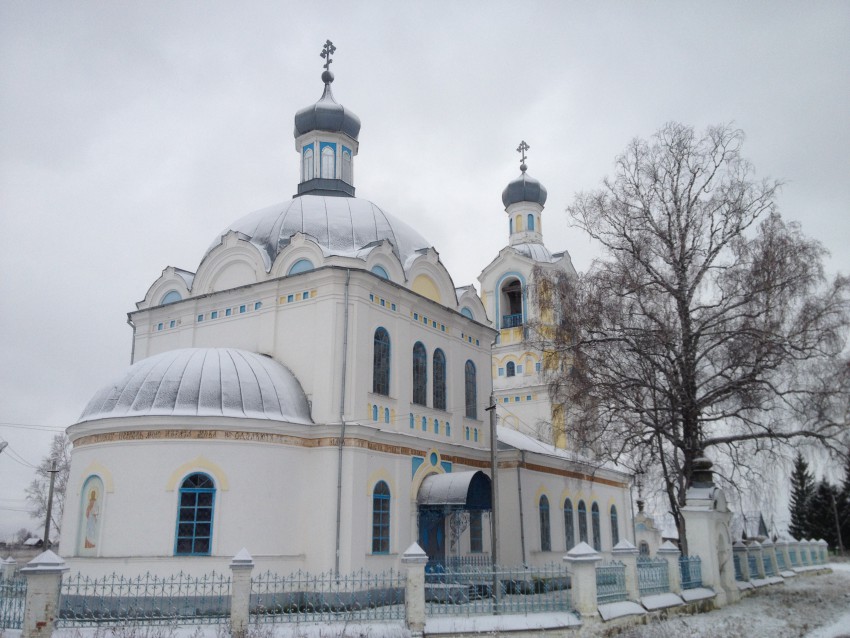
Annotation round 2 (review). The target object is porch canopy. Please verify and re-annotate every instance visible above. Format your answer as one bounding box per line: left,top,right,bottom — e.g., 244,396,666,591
417,470,491,511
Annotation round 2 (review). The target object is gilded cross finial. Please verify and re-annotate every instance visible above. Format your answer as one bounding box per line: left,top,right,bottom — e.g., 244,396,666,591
321,40,336,71
516,140,530,172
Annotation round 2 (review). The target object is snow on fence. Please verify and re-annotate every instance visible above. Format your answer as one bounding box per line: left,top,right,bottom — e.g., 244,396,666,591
595,561,627,604
57,571,231,627
424,563,571,616
249,568,405,623
0,575,26,630
679,556,703,590
636,557,669,596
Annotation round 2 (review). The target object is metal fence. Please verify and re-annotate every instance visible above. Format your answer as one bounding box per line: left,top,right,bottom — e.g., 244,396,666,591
596,562,627,604
733,553,744,581
57,571,231,627
636,557,669,596
789,547,799,567
425,563,571,617
679,556,703,590
747,553,759,578
776,550,787,571
800,548,809,566
250,568,404,624
762,554,775,577
0,576,26,630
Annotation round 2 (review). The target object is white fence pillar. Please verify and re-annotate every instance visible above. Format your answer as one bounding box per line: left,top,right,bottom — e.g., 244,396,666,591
760,539,779,576
733,541,749,581
20,550,68,638
612,539,640,600
564,541,601,618
818,539,829,564
229,548,254,638
1,556,17,581
657,540,682,594
749,541,766,579
775,540,791,573
401,542,428,637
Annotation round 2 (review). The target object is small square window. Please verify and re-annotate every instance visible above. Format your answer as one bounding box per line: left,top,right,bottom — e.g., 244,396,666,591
414,313,419,320
535,362,542,372
302,292,309,300
287,295,294,303
197,315,203,322
169,320,176,328
515,396,520,402
239,305,246,313
157,322,164,331
226,308,232,316
432,320,437,328
441,324,445,332
391,303,396,311
381,299,385,307
211,311,218,319
498,368,504,376
527,395,532,401
254,301,262,310
503,397,509,403
370,294,375,302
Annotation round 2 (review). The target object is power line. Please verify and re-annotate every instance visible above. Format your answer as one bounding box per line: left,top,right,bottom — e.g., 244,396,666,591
0,421,66,432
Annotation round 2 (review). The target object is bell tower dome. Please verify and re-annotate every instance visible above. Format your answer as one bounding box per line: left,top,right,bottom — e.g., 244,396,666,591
501,140,547,246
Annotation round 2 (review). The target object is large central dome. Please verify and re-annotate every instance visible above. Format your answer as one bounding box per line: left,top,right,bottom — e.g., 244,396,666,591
207,194,431,269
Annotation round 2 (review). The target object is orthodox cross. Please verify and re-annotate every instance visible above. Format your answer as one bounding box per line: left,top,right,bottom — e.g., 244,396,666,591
516,140,530,171
321,40,336,71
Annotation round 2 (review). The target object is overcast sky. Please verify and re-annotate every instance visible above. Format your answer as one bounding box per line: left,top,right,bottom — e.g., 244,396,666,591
1,2,848,540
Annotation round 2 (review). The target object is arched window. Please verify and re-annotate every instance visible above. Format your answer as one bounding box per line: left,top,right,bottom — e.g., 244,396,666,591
578,500,588,544
161,290,182,305
509,218,513,234
527,213,535,231
302,147,314,181
460,307,474,320
564,499,575,551
373,328,390,396
591,502,601,551
175,473,215,555
384,407,390,424
342,149,353,184
433,349,446,410
288,259,314,275
371,265,389,280
464,360,477,419
413,342,427,406
539,495,551,551
515,215,523,232
372,481,390,553
639,541,650,556
610,505,619,546
506,361,516,377
500,278,523,328
321,145,335,179
372,405,378,420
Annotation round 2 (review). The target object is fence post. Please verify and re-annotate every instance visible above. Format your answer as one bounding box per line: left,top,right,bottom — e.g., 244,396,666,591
20,550,68,638
401,542,428,637
657,541,681,594
1,556,17,581
733,540,750,581
749,541,766,579
612,539,640,600
564,541,601,618
229,548,254,638
775,539,791,573
760,539,778,576
818,539,828,564
807,539,818,565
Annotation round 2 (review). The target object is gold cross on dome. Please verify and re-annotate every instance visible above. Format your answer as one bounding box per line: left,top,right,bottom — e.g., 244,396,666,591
321,40,336,71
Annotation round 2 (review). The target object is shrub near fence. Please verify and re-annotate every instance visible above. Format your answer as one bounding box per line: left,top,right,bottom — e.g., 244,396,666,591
57,571,231,627
0,576,26,630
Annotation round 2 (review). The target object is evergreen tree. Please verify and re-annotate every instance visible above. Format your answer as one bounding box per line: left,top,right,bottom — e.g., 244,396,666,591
808,480,840,546
789,452,814,539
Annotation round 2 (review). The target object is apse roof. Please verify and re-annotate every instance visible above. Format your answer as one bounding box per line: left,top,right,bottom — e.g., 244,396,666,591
205,194,431,271
79,348,312,424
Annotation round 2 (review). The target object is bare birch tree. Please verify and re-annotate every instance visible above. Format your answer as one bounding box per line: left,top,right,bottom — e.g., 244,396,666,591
25,433,71,536
534,123,850,549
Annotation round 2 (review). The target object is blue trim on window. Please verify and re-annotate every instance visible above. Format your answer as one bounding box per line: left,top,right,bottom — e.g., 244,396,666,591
161,290,182,305
539,495,551,551
371,265,389,280
591,502,601,551
373,327,391,395
288,259,314,275
372,481,390,554
527,213,535,231
174,473,215,556
413,342,427,406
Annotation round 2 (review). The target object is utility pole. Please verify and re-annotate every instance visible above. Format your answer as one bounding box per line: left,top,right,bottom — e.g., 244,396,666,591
43,461,58,548
831,490,845,554
486,395,500,612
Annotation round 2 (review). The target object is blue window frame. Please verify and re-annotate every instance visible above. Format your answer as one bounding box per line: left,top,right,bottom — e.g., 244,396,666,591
539,495,551,551
226,308,232,316
578,500,588,544
470,511,483,553
564,499,575,550
610,505,619,546
371,265,389,279
175,473,215,555
211,311,218,319
196,315,203,322
373,328,390,395
372,405,378,420
465,360,477,419
372,481,390,553
461,307,474,320
421,416,427,431
433,348,446,410
239,304,246,313
413,342,427,405
161,290,182,305
506,361,516,377
591,502,601,551
527,213,535,231
384,407,390,424
254,301,262,310
288,259,314,275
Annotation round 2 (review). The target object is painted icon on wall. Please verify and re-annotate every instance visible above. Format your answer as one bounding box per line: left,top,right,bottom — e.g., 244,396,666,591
78,475,104,555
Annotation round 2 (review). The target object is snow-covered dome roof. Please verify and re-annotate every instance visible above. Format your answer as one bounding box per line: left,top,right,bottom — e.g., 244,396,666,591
206,194,431,269
502,171,548,208
513,242,555,262
294,74,361,141
79,348,312,424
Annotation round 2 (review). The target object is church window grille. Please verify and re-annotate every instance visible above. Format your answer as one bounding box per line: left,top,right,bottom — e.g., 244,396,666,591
539,495,551,551
578,501,588,544
288,259,314,275
342,148,353,184
372,481,391,554
506,361,516,377
175,473,215,556
321,145,335,179
470,511,483,553
161,290,182,305
433,349,446,410
610,505,619,546
413,342,427,406
302,147,314,181
564,499,575,550
591,502,601,551
465,360,477,419
527,214,535,231
373,328,391,396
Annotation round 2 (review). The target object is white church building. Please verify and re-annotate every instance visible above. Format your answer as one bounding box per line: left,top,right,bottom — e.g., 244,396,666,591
59,44,632,576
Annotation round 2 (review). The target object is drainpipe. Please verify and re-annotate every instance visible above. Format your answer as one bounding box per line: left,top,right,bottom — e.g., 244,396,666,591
486,395,500,611
126,316,136,364
517,450,527,566
334,270,351,577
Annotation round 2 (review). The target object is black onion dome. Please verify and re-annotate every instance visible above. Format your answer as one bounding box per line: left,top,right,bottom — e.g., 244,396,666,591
294,81,361,140
501,172,548,208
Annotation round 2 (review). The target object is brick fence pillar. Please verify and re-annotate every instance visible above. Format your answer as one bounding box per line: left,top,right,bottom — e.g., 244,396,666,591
20,550,68,638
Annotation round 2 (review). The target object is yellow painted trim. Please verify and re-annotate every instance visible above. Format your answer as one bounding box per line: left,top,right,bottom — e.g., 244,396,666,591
79,461,115,493
366,469,394,497
411,275,442,303
165,456,230,492
409,448,446,500
533,484,550,502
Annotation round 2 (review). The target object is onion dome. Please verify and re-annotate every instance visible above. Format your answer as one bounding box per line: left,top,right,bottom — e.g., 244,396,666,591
294,71,361,140
501,171,548,208
79,348,312,424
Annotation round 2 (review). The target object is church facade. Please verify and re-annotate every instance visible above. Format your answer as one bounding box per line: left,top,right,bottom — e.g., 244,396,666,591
59,45,632,576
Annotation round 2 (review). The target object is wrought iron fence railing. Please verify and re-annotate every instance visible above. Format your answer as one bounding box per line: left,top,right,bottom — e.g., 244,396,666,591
733,553,744,581
424,563,571,617
678,556,703,590
762,554,775,577
57,571,231,626
747,553,759,578
0,576,26,630
776,550,787,571
596,561,627,604
250,568,404,624
636,557,669,596
789,547,799,567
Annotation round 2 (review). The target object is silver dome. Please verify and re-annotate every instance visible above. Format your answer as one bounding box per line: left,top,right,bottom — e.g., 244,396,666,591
294,82,361,141
80,348,312,424
502,172,548,208
513,242,556,262
207,195,431,270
